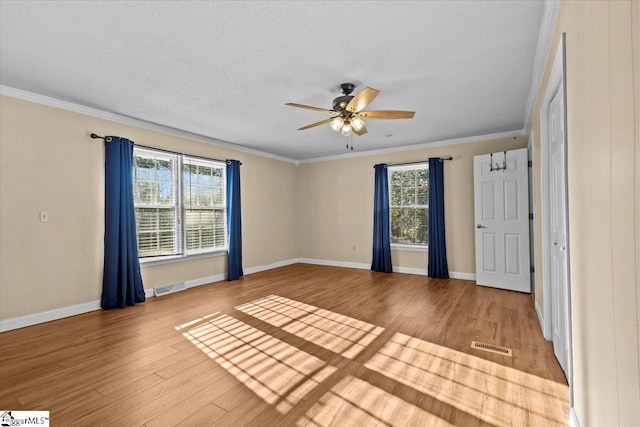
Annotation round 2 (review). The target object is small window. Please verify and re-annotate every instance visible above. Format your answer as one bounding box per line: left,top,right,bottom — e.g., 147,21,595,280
133,147,226,259
388,163,428,246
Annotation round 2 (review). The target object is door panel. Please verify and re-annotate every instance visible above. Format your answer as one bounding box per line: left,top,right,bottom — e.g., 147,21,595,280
504,179,519,220
482,233,497,272
482,182,496,220
474,148,531,292
504,234,520,275
549,83,569,376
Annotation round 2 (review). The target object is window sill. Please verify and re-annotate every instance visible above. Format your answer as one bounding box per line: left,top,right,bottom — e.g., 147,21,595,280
139,249,227,267
391,244,428,252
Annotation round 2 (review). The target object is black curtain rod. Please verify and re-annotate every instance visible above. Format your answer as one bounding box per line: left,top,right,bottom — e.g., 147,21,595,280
90,133,241,165
377,158,453,168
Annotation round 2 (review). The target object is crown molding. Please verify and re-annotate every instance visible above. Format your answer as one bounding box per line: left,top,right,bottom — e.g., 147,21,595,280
522,0,560,132
2,85,527,165
297,129,526,164
0,85,298,165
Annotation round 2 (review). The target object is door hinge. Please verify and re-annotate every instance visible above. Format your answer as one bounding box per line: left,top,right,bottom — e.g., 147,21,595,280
530,266,535,273
529,213,534,220
528,160,533,167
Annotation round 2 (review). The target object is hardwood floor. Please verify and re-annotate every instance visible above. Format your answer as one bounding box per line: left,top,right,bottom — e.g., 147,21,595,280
0,264,569,426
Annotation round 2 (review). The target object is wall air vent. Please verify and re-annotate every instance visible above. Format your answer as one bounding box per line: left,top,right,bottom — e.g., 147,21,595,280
153,282,186,297
471,341,512,357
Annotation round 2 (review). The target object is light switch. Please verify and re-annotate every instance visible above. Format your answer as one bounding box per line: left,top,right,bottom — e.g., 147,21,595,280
40,211,49,222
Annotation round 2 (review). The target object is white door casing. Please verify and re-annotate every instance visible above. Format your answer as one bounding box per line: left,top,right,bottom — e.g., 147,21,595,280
528,133,536,292
474,148,531,293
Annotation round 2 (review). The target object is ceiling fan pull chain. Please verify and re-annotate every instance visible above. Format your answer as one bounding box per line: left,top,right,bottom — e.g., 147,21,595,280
345,135,354,151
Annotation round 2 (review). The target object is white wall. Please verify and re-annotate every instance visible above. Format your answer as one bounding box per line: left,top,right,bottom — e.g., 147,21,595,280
296,136,528,275
0,95,298,320
529,1,640,424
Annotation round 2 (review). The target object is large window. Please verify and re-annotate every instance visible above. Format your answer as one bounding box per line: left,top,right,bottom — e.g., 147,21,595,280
133,147,226,259
388,163,428,246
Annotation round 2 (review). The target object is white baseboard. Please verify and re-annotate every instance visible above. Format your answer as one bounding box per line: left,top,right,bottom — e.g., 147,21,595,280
535,297,551,340
0,300,101,333
535,298,544,333
0,258,297,333
449,271,476,281
298,258,370,270
569,407,580,427
393,266,427,275
298,258,475,281
185,274,226,288
243,258,299,275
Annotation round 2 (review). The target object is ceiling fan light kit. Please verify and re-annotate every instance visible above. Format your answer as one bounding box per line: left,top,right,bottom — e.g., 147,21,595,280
330,116,344,132
351,116,365,131
286,82,415,150
340,122,353,137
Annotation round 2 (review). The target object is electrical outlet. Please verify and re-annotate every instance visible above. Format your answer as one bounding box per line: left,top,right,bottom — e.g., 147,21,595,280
40,211,49,222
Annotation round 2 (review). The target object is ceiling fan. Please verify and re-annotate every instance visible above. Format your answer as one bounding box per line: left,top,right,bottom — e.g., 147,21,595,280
285,83,415,138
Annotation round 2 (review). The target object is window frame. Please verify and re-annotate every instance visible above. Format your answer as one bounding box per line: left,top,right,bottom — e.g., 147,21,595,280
133,147,227,265
387,162,429,250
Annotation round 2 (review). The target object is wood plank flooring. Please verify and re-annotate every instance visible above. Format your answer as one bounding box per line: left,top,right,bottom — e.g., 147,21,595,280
0,264,569,426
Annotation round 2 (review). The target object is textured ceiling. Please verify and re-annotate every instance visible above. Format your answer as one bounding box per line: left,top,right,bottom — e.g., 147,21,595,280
0,1,544,161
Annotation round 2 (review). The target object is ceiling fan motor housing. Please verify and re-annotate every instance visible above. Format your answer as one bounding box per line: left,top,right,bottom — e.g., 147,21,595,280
332,82,357,112
333,95,354,113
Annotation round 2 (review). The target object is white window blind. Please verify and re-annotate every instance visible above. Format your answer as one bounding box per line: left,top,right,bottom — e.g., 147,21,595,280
183,157,226,254
132,147,227,260
388,163,429,246
133,149,180,257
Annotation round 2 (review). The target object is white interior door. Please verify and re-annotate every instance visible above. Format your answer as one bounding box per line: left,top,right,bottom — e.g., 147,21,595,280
474,148,531,293
549,84,569,375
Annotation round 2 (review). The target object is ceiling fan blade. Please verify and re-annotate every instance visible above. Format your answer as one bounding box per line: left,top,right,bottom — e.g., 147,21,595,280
297,117,335,130
285,103,335,113
359,110,415,119
353,123,368,136
346,87,380,113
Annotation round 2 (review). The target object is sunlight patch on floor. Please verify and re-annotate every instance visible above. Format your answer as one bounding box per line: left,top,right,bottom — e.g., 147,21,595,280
178,300,568,425
297,375,454,427
182,312,336,414
236,295,384,359
364,333,569,426
175,312,219,330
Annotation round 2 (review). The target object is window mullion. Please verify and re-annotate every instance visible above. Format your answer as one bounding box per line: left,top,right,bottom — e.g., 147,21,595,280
178,155,185,256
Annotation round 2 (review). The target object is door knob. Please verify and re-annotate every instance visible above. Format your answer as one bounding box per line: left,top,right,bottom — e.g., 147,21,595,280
476,224,487,229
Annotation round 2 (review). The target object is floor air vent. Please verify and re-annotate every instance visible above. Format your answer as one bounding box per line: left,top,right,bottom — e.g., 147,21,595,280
471,341,512,357
153,282,186,297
